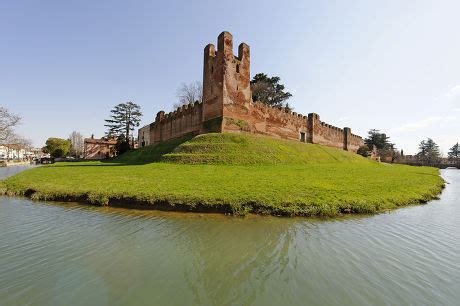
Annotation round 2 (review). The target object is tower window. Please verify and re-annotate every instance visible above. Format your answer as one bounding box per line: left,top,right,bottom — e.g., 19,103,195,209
236,64,240,73
211,65,213,73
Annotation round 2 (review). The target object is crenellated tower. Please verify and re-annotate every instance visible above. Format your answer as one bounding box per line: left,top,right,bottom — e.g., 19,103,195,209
139,31,364,153
202,31,251,132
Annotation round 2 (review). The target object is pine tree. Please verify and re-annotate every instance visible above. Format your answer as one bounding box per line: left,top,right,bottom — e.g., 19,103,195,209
104,102,142,141
250,73,292,108
364,129,395,161
417,138,440,165
448,142,459,163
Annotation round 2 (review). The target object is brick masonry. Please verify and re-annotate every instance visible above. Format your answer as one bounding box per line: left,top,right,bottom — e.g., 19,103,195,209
138,31,364,152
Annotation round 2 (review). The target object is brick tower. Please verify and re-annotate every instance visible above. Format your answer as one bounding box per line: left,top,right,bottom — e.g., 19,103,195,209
201,31,251,132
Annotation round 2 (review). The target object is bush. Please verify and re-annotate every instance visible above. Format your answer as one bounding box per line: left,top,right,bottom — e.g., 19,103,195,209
357,145,370,157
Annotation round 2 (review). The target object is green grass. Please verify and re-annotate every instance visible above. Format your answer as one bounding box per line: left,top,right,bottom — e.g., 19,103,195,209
1,133,444,217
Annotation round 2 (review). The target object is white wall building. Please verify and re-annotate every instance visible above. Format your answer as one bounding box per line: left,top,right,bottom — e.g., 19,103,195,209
0,145,27,160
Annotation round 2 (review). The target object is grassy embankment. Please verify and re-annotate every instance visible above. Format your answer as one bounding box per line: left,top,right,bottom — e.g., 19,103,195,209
1,133,444,217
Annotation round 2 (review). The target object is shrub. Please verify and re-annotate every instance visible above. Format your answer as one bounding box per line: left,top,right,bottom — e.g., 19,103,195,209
357,145,370,157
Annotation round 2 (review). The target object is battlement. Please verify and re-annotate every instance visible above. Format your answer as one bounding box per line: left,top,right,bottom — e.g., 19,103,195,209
252,101,307,120
139,31,364,152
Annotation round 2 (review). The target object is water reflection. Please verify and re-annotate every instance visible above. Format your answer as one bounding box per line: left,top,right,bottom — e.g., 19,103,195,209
0,168,459,305
0,165,35,179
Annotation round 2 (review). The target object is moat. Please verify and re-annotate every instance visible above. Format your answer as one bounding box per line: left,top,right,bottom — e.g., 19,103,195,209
0,167,459,305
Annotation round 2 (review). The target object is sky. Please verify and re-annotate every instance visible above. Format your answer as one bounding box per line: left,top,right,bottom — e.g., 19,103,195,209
1,0,459,155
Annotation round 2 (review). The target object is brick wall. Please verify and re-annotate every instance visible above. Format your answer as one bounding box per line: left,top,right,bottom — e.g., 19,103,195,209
222,101,308,141
149,102,203,144
138,31,364,153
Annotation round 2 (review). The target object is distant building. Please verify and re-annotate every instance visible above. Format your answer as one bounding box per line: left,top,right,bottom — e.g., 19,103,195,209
138,125,150,147
0,145,27,160
84,137,117,160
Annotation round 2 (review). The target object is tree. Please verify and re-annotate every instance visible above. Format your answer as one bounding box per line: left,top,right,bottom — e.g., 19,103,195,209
448,142,459,163
364,129,396,161
115,134,130,155
250,73,292,108
175,81,202,109
417,138,440,165
365,129,389,150
69,131,84,158
43,138,71,158
0,107,21,143
104,102,142,141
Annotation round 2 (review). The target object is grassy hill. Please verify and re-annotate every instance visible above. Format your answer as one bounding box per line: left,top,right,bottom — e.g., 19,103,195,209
116,133,370,165
2,133,444,217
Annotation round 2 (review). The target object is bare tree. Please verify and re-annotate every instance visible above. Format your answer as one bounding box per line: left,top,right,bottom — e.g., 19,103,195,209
69,131,84,157
0,107,21,143
17,137,32,150
174,81,202,109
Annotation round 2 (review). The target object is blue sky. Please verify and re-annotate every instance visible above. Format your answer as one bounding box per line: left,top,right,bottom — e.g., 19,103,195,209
1,0,459,154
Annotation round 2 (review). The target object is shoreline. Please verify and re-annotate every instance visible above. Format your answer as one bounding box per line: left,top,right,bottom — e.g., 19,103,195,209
0,161,33,167
1,133,446,218
2,185,444,218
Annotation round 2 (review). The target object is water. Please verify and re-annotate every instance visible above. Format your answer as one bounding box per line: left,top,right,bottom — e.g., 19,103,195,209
1,167,459,305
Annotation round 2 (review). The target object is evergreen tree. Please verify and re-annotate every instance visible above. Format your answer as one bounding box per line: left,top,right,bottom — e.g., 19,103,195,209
364,129,396,161
115,134,130,155
104,102,142,141
364,129,390,150
250,73,292,108
448,142,459,163
417,138,440,165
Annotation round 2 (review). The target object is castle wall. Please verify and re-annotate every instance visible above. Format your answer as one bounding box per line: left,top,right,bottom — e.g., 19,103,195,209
138,124,151,147
308,113,364,151
222,101,308,141
139,31,364,154
149,102,203,144
221,103,364,152
347,133,364,152
309,113,345,150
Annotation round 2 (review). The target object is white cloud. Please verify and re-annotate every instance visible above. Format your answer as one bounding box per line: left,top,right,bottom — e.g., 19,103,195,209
392,115,457,132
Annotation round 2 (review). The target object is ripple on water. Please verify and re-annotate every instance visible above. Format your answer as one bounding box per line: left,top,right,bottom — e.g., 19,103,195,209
0,169,460,305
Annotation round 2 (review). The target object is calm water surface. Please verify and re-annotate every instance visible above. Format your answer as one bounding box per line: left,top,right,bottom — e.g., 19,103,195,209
1,166,459,305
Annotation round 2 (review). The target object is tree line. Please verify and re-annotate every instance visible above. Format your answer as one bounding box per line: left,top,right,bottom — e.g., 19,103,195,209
42,131,85,159
358,129,459,165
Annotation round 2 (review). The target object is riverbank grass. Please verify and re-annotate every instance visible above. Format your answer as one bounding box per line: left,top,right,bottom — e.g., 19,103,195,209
2,133,444,216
